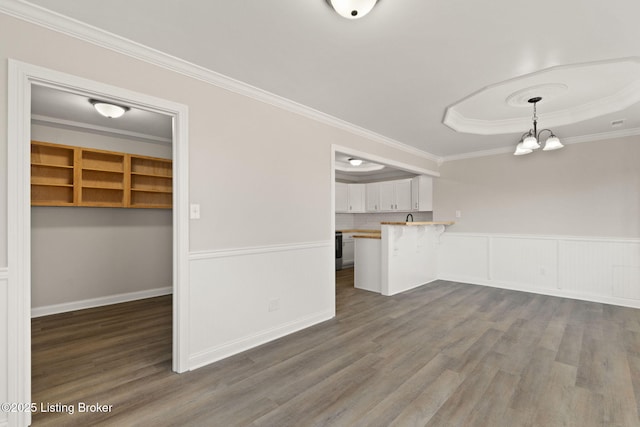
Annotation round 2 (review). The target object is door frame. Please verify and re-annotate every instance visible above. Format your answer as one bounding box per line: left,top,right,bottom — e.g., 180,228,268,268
7,59,190,426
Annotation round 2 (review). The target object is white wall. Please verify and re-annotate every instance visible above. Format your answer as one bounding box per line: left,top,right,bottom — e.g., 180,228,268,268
30,125,173,315
435,136,640,308
434,136,640,237
0,10,438,404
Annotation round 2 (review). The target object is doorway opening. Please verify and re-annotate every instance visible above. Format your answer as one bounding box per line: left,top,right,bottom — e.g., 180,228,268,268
7,60,190,426
330,145,439,306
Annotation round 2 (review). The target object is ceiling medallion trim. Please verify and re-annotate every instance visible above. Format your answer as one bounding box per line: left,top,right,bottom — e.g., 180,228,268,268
443,57,640,135
505,84,568,107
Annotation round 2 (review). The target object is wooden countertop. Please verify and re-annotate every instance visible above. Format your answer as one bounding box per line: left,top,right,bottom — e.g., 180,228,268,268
337,229,381,234
353,234,382,239
380,221,455,226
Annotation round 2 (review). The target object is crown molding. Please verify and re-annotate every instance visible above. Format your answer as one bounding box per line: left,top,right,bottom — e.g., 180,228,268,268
0,0,441,163
31,114,172,145
441,126,640,162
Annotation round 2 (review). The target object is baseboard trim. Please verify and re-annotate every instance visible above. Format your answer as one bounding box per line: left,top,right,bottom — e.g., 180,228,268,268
31,286,173,317
438,275,640,310
188,309,335,370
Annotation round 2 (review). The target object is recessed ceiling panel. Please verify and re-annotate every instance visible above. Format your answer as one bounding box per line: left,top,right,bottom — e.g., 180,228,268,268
443,58,640,135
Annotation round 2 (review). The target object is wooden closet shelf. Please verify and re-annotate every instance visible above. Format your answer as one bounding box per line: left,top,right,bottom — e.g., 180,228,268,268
31,141,172,208
32,163,74,169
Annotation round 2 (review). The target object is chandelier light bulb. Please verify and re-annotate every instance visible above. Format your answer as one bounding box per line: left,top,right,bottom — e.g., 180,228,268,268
513,142,533,156
542,135,564,151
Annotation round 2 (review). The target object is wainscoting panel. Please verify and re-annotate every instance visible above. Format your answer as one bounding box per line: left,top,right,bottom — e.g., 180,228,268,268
438,233,640,308
188,241,334,370
0,268,8,427
491,236,558,290
438,234,489,283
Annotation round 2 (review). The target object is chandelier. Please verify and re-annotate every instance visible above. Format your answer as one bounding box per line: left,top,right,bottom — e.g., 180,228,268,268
514,97,564,155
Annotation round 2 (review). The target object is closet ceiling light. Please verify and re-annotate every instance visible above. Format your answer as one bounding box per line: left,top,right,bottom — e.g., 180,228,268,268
90,99,130,118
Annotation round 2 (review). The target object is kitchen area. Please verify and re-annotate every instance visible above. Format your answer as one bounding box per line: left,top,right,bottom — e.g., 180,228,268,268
335,154,453,296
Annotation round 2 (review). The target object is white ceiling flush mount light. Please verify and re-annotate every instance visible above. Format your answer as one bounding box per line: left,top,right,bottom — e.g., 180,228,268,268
89,99,130,118
326,0,378,19
514,97,564,155
348,158,363,166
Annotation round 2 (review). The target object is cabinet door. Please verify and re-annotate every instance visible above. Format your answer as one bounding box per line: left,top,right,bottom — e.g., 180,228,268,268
348,184,365,213
342,238,355,266
365,182,380,212
379,181,396,211
335,182,349,212
412,175,433,211
395,179,412,211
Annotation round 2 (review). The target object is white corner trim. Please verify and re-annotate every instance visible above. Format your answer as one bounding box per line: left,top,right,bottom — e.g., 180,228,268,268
31,286,173,318
32,114,172,145
0,0,440,163
188,309,334,370
189,240,332,261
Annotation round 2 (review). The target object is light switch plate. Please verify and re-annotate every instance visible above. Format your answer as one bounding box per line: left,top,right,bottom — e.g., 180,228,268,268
190,203,201,219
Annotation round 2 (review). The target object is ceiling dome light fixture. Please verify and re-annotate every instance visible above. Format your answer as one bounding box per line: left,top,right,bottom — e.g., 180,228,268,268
326,0,378,19
89,99,130,119
348,158,363,166
514,97,564,156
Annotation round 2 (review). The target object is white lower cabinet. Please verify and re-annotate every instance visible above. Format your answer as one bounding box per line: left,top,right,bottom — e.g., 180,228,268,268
342,235,354,266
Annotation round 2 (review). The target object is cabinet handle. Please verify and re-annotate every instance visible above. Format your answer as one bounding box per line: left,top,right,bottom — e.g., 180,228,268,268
349,206,352,210
375,204,377,210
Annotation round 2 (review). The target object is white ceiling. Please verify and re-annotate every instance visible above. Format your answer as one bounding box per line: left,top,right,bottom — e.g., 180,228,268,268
23,0,640,158
31,85,173,144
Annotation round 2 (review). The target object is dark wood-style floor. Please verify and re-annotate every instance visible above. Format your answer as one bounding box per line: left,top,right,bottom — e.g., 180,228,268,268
32,269,640,426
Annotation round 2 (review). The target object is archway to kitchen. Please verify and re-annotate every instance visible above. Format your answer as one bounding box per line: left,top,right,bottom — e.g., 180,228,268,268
330,145,439,308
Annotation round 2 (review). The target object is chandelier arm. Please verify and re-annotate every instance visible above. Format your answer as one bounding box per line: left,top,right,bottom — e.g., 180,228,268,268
537,128,554,139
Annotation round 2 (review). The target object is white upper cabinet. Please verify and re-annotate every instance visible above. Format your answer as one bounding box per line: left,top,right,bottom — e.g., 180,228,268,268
379,179,412,211
411,175,433,211
335,182,365,213
339,177,430,213
395,179,412,211
335,182,349,212
365,182,380,212
348,184,365,213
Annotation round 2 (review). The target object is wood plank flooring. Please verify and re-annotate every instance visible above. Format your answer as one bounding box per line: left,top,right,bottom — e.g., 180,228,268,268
31,269,640,426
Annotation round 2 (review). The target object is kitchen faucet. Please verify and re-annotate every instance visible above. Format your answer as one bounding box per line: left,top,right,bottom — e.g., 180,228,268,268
406,213,413,222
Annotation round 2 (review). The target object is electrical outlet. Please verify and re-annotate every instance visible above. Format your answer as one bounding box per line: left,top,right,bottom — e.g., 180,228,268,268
455,210,462,218
268,298,280,312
